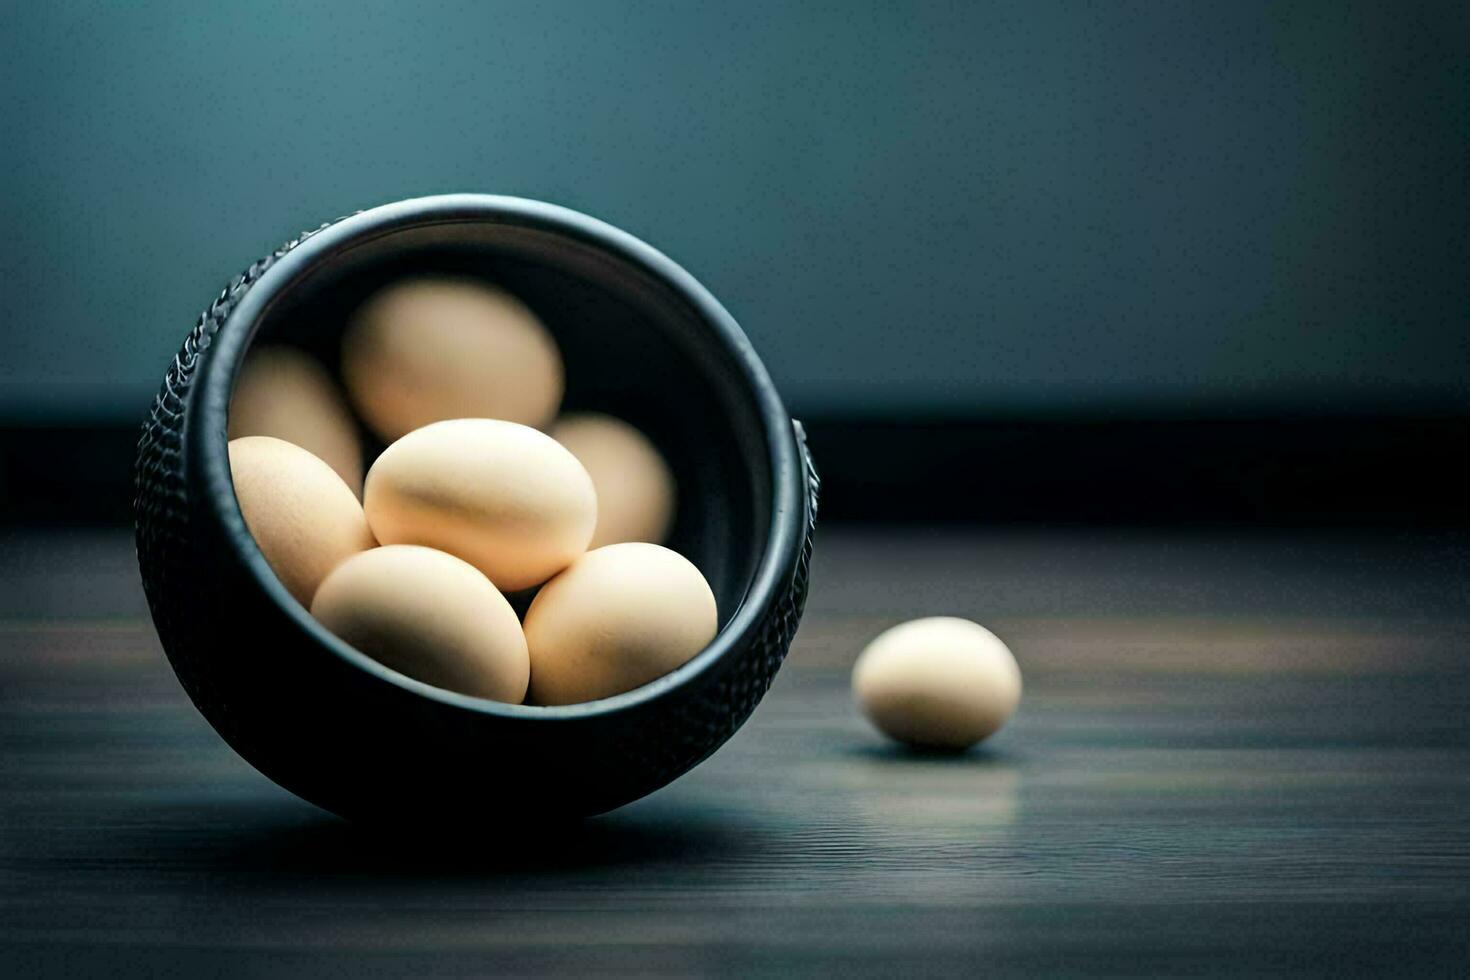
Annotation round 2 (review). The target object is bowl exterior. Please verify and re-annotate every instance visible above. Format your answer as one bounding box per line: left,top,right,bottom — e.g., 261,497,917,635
134,210,818,822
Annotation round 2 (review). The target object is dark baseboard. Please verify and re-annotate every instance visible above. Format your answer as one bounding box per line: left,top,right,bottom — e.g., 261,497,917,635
800,416,1468,526
2,425,141,527
3,416,1467,527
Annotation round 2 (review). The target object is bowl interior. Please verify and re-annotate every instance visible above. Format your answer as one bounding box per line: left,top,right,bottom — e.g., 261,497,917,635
236,218,773,626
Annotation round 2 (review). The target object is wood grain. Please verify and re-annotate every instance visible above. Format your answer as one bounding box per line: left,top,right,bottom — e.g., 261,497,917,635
2,527,1467,976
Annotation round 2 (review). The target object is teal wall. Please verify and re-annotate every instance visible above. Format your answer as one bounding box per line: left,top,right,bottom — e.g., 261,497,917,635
3,1,1466,421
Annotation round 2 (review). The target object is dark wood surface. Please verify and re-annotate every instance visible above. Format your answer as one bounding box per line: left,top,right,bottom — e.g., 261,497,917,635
2,527,1468,976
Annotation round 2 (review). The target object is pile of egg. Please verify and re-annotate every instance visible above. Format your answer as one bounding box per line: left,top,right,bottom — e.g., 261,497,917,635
227,277,715,706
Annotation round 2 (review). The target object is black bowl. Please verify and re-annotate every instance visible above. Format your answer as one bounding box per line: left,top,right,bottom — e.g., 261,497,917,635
134,194,818,823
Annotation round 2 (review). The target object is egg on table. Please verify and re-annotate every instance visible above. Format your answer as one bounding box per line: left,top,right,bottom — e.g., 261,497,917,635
228,435,376,606
341,277,564,441
852,617,1022,750
363,418,597,592
311,545,530,703
228,344,364,495
550,412,676,548
524,542,717,705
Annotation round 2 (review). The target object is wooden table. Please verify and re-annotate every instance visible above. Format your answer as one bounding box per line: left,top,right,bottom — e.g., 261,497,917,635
3,526,1468,976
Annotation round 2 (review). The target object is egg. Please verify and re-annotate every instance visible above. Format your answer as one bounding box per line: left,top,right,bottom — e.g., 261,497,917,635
524,543,717,705
340,277,564,440
227,436,376,606
311,545,529,703
550,413,676,547
852,617,1022,750
228,345,365,495
363,418,596,592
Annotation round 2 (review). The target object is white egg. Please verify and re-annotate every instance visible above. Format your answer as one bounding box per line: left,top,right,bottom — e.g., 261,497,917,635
363,418,596,592
311,545,529,703
852,617,1022,750
228,436,376,606
550,413,675,547
341,277,564,440
228,345,364,495
523,543,717,705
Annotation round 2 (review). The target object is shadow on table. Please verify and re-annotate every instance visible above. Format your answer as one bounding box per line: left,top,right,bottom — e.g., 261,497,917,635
843,741,1015,765
118,794,773,881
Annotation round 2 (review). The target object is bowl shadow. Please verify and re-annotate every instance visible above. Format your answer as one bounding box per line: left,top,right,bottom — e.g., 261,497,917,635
150,795,765,881
844,741,1016,766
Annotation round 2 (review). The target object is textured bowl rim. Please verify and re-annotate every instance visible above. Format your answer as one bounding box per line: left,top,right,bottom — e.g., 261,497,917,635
190,193,806,720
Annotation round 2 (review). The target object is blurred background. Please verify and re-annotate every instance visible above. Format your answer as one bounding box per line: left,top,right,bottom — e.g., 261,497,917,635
2,0,1466,524
3,8,1469,972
